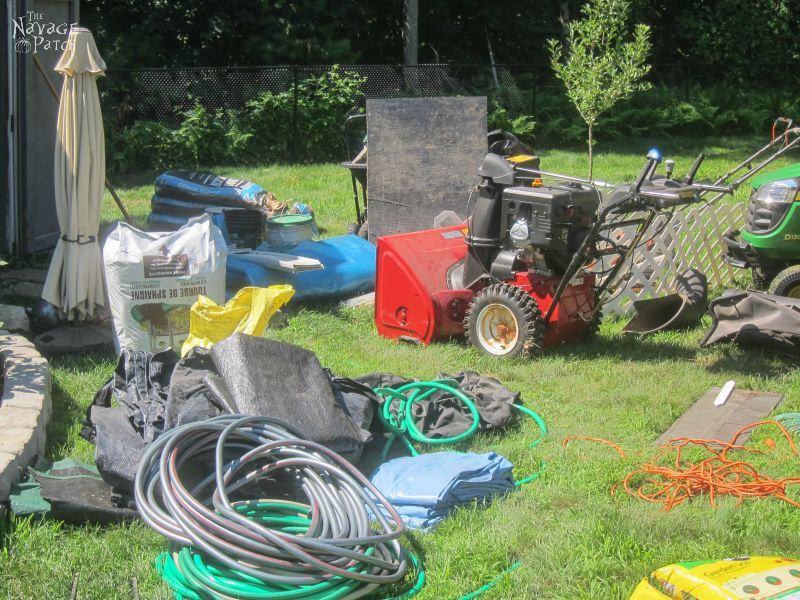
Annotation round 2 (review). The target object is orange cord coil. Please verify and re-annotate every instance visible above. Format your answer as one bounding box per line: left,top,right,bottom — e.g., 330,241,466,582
565,421,800,511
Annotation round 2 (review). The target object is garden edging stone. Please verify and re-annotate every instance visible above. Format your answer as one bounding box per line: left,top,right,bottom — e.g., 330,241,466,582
0,333,51,501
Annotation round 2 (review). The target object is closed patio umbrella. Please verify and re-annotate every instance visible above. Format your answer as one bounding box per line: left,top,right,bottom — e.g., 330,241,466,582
41,27,107,320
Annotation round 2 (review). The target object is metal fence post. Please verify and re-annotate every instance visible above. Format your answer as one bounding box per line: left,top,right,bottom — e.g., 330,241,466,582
292,66,299,162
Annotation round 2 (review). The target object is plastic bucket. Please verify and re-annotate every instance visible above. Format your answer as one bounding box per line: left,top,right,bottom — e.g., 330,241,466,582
266,214,314,246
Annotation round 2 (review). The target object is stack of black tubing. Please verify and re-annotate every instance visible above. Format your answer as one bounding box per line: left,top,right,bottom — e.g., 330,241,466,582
134,415,413,600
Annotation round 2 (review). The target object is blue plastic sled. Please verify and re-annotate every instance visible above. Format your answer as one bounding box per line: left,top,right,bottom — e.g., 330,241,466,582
226,235,376,301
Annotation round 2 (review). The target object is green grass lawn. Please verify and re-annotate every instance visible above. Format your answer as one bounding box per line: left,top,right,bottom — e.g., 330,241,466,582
3,136,800,599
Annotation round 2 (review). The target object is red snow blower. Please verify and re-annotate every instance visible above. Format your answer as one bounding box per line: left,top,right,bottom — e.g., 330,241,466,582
375,149,733,357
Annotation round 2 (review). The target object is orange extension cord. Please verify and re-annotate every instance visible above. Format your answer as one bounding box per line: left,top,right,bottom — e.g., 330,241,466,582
562,435,627,458
564,420,800,511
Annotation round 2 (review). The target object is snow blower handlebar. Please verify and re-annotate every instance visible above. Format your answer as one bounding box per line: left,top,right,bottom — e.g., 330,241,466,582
539,149,718,322
701,121,800,204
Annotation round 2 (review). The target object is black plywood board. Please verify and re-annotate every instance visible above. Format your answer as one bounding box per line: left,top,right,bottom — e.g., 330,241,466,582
656,387,784,446
366,97,487,241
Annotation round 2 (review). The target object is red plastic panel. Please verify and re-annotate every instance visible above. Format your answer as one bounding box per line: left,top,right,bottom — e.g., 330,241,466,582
375,225,468,344
375,225,597,349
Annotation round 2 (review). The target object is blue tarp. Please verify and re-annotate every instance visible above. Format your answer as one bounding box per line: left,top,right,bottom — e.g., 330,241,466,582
370,451,515,529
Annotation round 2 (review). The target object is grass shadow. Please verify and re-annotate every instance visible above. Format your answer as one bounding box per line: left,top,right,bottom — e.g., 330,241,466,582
560,330,698,361
702,343,799,379
45,351,115,460
45,377,89,461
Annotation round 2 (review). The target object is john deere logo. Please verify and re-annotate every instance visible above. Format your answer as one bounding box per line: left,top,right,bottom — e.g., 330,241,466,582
785,234,800,241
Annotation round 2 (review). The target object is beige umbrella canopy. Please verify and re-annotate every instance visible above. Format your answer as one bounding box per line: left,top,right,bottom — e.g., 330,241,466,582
41,27,107,320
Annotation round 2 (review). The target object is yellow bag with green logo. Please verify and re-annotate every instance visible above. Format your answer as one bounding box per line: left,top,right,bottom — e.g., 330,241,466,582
631,556,800,599
181,285,294,356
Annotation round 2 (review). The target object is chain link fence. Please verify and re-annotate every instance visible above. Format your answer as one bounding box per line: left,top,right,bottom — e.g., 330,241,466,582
101,62,800,165
106,64,539,126
107,62,800,124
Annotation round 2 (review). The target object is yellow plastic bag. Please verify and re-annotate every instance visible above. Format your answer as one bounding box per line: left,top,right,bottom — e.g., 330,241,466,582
181,285,294,356
631,556,800,599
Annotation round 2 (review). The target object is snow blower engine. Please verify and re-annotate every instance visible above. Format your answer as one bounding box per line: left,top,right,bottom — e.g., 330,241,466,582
375,149,730,357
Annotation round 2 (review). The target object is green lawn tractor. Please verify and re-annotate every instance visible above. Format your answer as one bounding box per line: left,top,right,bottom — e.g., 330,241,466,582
723,119,800,298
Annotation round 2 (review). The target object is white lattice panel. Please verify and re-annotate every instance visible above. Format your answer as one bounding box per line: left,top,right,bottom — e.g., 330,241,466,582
593,203,744,316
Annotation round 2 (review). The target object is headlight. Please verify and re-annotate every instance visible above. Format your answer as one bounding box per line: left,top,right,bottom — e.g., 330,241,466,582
756,179,798,204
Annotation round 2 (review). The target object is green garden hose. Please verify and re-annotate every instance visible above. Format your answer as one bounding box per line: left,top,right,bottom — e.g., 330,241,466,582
459,561,522,600
374,379,480,459
144,397,543,599
137,416,419,600
373,379,547,486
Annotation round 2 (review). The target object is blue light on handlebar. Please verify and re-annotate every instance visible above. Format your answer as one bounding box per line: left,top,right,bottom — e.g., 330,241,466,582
647,148,662,162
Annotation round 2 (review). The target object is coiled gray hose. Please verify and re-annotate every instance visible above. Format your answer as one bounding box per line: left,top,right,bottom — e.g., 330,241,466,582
134,415,409,599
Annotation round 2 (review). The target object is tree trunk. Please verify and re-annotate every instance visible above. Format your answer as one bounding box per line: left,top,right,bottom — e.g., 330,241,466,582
587,124,594,180
559,1,570,48
403,0,418,65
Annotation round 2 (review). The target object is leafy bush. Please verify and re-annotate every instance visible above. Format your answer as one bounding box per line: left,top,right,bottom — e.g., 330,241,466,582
488,101,536,145
107,120,176,174
531,84,800,146
106,68,800,174
107,67,364,174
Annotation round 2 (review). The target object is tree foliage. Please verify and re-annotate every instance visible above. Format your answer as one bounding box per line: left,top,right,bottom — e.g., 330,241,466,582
81,0,800,69
548,0,651,177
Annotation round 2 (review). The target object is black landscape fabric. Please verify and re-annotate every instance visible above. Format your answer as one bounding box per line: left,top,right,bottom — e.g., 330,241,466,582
211,334,369,461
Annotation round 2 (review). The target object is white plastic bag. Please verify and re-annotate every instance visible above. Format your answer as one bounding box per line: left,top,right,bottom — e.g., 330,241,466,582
103,215,227,352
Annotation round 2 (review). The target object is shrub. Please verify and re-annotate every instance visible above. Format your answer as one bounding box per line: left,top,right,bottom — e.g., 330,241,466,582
107,67,364,174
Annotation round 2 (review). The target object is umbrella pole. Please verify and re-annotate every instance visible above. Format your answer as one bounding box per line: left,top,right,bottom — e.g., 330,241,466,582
32,54,132,224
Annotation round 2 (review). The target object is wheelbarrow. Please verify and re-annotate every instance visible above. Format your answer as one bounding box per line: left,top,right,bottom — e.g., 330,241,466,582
341,113,369,238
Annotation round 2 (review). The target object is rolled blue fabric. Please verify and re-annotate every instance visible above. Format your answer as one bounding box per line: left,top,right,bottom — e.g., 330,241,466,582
370,451,515,529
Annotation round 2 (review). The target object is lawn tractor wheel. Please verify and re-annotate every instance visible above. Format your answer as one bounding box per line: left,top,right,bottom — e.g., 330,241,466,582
464,283,545,358
768,265,800,299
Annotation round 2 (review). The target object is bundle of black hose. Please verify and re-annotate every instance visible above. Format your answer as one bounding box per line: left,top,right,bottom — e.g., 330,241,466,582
135,415,414,599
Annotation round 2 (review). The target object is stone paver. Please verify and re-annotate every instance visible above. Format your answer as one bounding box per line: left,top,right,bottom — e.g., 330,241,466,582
0,304,30,332
0,268,48,284
8,281,43,298
0,451,21,500
0,333,51,502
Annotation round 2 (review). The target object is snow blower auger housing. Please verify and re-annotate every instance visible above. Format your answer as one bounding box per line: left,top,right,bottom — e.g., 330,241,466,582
376,149,729,357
